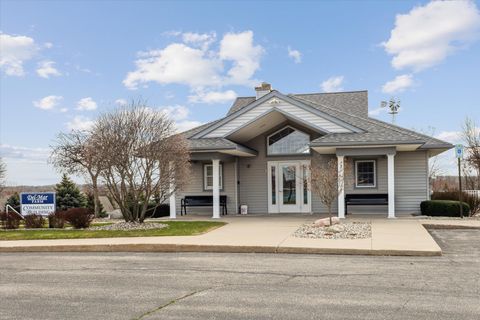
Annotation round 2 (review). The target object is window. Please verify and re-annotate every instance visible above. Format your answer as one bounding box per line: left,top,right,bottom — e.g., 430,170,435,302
267,126,310,155
355,160,376,188
204,164,223,190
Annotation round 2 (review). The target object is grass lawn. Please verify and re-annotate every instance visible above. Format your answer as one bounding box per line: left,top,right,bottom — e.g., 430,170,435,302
0,221,226,241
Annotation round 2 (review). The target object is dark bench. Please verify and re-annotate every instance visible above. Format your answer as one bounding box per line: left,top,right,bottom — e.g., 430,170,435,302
345,194,388,215
181,195,227,216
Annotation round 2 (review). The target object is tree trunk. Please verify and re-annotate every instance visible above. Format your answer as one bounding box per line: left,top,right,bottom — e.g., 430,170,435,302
328,205,332,226
91,174,100,218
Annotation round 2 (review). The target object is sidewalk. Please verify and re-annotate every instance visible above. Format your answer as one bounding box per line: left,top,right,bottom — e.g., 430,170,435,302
0,215,451,256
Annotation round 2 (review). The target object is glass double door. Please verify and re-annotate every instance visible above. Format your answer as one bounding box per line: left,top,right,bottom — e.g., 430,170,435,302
267,161,311,213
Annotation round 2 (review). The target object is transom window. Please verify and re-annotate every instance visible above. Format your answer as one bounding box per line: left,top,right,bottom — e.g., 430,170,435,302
204,164,223,190
355,160,376,188
267,126,310,155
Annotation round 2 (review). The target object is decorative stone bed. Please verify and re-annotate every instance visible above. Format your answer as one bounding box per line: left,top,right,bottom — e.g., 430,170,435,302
293,222,371,240
88,222,168,231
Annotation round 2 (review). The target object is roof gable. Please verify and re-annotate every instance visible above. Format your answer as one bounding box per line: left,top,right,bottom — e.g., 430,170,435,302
192,91,363,139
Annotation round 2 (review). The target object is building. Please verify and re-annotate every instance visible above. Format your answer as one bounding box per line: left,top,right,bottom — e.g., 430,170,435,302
170,83,452,218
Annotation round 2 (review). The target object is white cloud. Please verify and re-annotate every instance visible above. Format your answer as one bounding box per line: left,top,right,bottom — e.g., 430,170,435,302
123,30,263,91
123,43,222,89
382,74,413,94
175,120,203,133
0,33,37,76
188,89,237,104
321,76,344,92
76,97,98,111
182,32,216,50
219,31,264,86
115,98,128,106
287,46,302,63
436,131,462,144
0,144,50,163
159,105,190,121
66,116,95,131
157,105,202,132
36,60,61,78
33,95,63,110
383,1,480,71
44,42,53,49
60,108,68,113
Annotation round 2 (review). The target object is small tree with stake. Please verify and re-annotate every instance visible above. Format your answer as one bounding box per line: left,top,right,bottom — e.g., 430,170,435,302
310,156,348,225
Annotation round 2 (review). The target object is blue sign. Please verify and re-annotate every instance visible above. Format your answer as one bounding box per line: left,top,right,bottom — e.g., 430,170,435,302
20,192,56,216
455,144,464,159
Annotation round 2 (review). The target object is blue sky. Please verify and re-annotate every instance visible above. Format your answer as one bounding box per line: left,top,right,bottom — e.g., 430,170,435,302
1,0,479,185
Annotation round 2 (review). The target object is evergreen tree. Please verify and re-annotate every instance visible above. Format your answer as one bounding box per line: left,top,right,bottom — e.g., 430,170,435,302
6,192,20,208
86,190,105,216
55,174,87,211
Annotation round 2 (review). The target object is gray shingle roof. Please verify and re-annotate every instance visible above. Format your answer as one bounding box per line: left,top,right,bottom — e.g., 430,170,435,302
182,90,452,151
188,137,237,150
291,91,368,118
226,97,256,115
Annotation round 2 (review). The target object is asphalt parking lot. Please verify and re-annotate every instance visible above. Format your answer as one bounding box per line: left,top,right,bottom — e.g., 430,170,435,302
0,229,479,320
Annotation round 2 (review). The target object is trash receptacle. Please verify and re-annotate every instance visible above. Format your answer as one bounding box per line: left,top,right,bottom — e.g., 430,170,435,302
240,205,248,215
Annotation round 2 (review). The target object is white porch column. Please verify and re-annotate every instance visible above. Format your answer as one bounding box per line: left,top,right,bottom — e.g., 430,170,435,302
387,153,395,218
169,162,176,219
337,155,345,219
212,159,221,219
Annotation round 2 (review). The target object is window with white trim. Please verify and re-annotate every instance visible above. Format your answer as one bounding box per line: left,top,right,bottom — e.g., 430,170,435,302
267,126,310,155
204,164,223,190
355,160,376,188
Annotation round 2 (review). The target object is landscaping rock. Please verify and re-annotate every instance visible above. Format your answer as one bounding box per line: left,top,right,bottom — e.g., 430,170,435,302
88,222,168,231
313,217,340,227
293,222,371,239
108,209,123,219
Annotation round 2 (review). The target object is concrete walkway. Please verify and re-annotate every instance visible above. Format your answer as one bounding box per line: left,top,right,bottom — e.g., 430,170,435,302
0,214,455,256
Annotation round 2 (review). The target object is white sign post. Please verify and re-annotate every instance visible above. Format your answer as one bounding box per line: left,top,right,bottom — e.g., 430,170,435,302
455,145,464,218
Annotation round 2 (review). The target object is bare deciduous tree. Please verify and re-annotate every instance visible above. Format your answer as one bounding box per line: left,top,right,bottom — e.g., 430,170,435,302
462,117,480,189
91,101,190,222
310,156,348,225
50,131,103,217
0,158,6,194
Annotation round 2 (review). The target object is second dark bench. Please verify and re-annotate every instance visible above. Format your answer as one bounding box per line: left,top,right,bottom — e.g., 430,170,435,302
180,195,228,216
345,194,388,215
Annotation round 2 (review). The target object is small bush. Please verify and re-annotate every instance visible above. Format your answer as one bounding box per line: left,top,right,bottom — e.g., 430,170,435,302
431,191,479,216
63,208,94,229
24,214,45,228
420,200,470,217
0,212,22,229
48,212,65,229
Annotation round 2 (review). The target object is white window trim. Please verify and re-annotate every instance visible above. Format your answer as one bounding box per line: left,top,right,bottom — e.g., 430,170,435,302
355,160,376,188
266,125,310,156
204,163,223,190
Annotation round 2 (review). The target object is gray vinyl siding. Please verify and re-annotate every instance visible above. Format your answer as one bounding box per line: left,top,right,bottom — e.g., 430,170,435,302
345,156,388,194
204,100,351,138
175,161,237,215
238,134,333,214
394,151,428,213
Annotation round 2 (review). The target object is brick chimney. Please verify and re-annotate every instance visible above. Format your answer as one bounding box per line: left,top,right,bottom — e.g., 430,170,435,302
255,82,272,99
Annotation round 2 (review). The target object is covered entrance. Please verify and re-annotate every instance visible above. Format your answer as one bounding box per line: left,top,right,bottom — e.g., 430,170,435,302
267,160,311,213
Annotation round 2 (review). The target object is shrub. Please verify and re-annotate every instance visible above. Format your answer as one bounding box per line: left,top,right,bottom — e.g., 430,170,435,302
24,214,45,228
48,212,65,229
63,208,94,229
420,200,470,217
431,191,479,216
0,212,21,229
